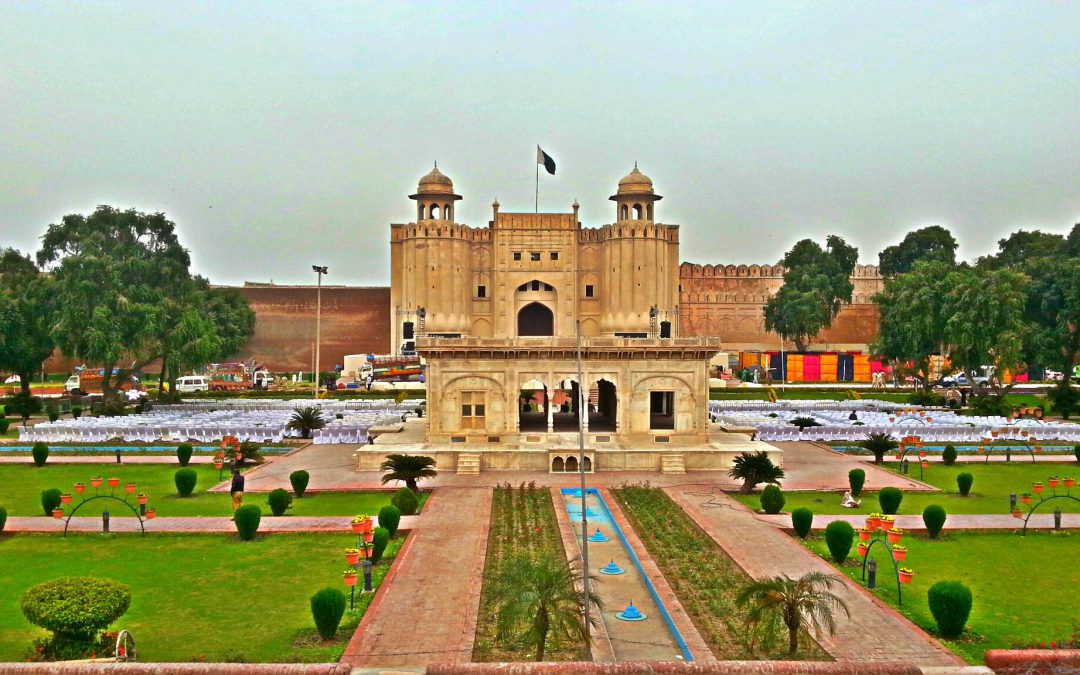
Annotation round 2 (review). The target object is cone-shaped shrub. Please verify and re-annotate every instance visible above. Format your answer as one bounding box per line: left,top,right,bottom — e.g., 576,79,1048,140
942,445,958,465
174,468,198,497
791,507,813,538
878,487,903,514
176,443,193,466
268,488,292,516
848,468,865,497
371,527,390,563
957,473,974,497
928,580,972,638
824,520,854,563
0,506,7,532
391,487,419,515
234,504,262,541
310,587,347,639
923,504,947,538
32,442,49,467
41,488,62,516
760,484,785,514
378,505,401,538
290,470,310,497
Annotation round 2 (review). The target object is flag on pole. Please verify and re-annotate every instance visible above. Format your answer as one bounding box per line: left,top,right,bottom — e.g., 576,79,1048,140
536,146,556,175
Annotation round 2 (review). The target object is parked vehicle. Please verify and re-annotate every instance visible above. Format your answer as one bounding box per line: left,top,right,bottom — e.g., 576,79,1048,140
175,375,210,393
337,353,425,388
200,361,272,391
65,369,143,396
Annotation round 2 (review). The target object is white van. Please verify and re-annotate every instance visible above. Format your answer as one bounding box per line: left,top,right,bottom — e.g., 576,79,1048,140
175,376,209,393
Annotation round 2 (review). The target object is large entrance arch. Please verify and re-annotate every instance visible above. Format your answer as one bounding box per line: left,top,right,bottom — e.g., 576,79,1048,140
517,302,554,336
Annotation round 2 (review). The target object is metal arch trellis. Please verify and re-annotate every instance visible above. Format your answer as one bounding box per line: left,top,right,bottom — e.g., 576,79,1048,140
860,537,905,606
59,480,151,538
977,431,1039,463
1012,479,1079,536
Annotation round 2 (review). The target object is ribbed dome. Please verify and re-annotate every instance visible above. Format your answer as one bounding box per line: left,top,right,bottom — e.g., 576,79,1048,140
416,164,455,195
616,165,654,194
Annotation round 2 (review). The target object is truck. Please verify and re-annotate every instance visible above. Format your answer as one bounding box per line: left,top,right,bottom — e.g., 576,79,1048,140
200,361,272,391
337,353,424,388
65,369,144,396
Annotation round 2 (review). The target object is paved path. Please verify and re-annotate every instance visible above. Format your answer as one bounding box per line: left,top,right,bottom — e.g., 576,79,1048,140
766,442,937,491
665,485,965,667
341,487,493,669
756,512,1080,530
5,514,419,533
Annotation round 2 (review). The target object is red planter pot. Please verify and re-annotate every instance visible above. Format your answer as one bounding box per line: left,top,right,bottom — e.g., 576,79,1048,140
858,528,871,542
52,509,64,519
60,494,72,505
144,509,156,520
363,531,375,545
1012,509,1023,519
90,478,103,488
107,478,120,488
74,484,85,494
892,549,907,562
345,552,361,565
125,483,137,494
350,522,365,534
921,461,929,470
887,531,902,544
867,516,881,531
898,571,914,585
137,496,149,505
894,453,902,461
214,461,224,470
1033,484,1044,494
919,451,927,459
1048,479,1059,489
1066,479,1076,488
344,574,358,587
857,543,868,557
1021,496,1031,505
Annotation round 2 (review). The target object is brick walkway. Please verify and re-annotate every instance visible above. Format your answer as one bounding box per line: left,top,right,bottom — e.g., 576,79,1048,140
769,442,935,491
4,514,418,533
341,487,493,669
756,512,1080,530
665,486,964,667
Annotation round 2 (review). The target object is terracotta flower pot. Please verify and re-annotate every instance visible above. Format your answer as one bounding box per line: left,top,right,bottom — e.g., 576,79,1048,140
867,516,881,531
887,530,902,544
213,461,224,470
363,530,375,544
360,546,372,559
1020,495,1031,504
60,494,72,505
52,509,64,519
1065,478,1076,488
921,461,929,469
919,451,927,459
858,528,871,541
74,483,85,494
898,570,914,585
1033,483,1044,494
125,483,137,494
894,453,902,461
1048,478,1059,489
235,453,243,461
1012,509,1023,519
857,543,868,557
344,573,358,587
108,477,120,488
350,522,365,534
345,552,361,566
90,478,103,488
892,548,907,562
145,509,156,520
137,495,149,505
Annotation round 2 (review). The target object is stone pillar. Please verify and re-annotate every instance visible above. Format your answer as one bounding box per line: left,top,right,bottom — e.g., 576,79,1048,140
546,384,554,433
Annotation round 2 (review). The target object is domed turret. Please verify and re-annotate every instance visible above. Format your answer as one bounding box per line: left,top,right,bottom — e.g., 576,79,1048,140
410,163,461,221
610,163,661,222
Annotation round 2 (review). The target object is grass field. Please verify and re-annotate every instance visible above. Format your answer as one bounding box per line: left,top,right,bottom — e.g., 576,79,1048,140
731,462,1080,515
803,531,1079,663
0,532,404,662
0,464,424,518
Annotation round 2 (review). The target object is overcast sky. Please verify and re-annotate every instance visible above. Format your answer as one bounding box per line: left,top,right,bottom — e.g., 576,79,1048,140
2,1,1078,286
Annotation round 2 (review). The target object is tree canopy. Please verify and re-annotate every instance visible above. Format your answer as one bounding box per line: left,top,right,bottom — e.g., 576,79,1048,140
0,248,56,394
764,236,858,352
877,225,957,276
1023,258,1080,384
979,229,1067,268
872,260,954,389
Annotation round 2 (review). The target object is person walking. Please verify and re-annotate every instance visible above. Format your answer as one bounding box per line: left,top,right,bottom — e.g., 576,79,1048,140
230,469,245,518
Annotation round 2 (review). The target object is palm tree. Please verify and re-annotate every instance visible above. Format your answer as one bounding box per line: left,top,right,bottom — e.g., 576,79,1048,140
736,571,850,655
728,450,786,494
492,553,602,661
861,432,899,464
379,453,438,492
286,406,326,439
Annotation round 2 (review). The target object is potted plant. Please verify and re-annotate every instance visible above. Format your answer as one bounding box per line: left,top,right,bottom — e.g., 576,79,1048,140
1047,477,1059,489
90,477,103,488
1012,508,1023,519
857,542,869,557
1020,493,1032,505
213,459,224,470
124,483,137,494
898,567,914,584
74,482,85,494
52,508,64,519
1032,482,1044,495
866,513,882,531
1065,477,1076,489
107,477,120,488
60,493,73,505
894,452,902,461
891,544,907,561
857,527,871,542
144,508,156,520
350,515,372,534
919,450,927,459
921,460,929,469
137,492,149,505
363,529,375,544
879,515,895,530
343,570,358,587
887,528,903,544
344,548,361,565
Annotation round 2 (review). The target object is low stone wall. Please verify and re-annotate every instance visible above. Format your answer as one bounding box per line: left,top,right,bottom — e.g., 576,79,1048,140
984,648,1080,673
427,661,936,674
0,665,350,675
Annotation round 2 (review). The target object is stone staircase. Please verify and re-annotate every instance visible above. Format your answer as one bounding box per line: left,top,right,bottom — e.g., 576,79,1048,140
456,452,481,475
661,452,686,474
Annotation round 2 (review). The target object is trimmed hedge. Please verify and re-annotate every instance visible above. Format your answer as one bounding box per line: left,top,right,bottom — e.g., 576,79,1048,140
371,527,390,563
268,488,292,516
310,587,347,639
878,487,903,515
0,418,9,434
41,488,62,516
21,577,131,641
824,520,855,563
176,443,193,466
923,504,947,538
391,487,419,516
928,580,972,638
760,484,785,514
942,445,958,465
791,507,813,539
290,470,310,497
32,442,49,467
378,505,401,538
234,504,262,541
848,468,865,497
0,505,7,532
957,472,974,497
174,468,198,497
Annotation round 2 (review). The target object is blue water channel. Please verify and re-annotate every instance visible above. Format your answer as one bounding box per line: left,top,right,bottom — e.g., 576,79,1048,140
561,487,694,662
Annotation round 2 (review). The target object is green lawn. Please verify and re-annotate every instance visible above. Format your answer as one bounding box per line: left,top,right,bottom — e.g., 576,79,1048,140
0,533,403,662
803,531,1079,663
732,462,1080,515
0,464,425,518
710,390,914,403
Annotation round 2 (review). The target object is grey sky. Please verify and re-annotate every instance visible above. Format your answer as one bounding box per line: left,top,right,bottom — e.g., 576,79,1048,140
2,1,1078,286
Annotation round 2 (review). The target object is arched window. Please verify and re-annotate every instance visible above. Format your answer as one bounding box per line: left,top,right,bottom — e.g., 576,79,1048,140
646,203,653,220
633,203,643,219
430,204,441,219
620,204,628,220
444,204,451,220
418,204,426,220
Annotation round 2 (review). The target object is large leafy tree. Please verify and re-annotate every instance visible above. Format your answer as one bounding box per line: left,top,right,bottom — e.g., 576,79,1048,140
764,236,858,351
36,206,192,398
979,229,1066,269
0,248,56,395
1023,258,1080,385
877,225,958,277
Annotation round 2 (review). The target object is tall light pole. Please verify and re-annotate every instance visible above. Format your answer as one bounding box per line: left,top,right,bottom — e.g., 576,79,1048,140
312,265,328,398
575,318,590,637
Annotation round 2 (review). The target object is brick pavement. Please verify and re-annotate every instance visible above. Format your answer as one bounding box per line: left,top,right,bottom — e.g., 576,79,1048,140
755,511,1080,530
341,487,493,669
664,486,965,667
4,514,418,534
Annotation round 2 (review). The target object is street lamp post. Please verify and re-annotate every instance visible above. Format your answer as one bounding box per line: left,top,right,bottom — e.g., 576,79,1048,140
312,266,328,398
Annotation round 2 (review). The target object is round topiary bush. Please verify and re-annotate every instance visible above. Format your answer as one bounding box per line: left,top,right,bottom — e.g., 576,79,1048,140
0,505,7,532
32,442,49,467
791,507,813,539
41,488,62,516
923,504,947,538
290,470,310,497
378,504,402,538
927,580,972,638
1074,444,1080,463
70,406,82,419
391,487,419,516
878,487,903,515
760,484,785,514
234,504,262,541
956,472,974,497
942,445,958,465
848,468,865,497
370,526,390,563
176,443,193,467
267,488,292,516
824,520,854,563
0,418,9,434
310,587,347,639
174,468,198,497
21,577,131,642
